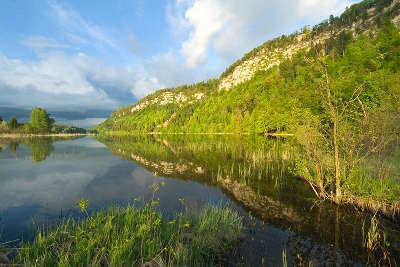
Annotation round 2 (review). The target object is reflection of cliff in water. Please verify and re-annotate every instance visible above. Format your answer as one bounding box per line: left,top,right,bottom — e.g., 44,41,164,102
98,135,400,264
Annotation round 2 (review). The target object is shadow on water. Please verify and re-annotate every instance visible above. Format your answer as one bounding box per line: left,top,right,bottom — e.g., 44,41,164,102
0,135,399,265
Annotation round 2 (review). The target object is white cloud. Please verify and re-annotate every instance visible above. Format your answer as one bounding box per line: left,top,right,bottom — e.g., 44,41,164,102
173,0,357,67
0,49,214,110
181,0,231,67
0,52,127,109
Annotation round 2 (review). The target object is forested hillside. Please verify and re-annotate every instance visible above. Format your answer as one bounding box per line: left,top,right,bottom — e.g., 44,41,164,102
98,0,400,135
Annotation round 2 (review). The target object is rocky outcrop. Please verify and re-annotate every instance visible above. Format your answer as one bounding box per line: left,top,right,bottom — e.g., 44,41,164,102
124,91,204,116
218,33,312,91
218,1,400,91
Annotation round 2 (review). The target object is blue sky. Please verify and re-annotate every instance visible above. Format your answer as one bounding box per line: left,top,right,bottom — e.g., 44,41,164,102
0,0,358,113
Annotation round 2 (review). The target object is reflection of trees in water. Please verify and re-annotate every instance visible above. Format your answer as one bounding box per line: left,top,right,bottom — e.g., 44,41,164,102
0,142,8,152
2,136,82,162
27,138,54,162
1,138,54,162
9,141,19,155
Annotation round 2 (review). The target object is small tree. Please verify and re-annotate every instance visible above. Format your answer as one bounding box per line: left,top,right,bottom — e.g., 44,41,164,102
9,117,18,129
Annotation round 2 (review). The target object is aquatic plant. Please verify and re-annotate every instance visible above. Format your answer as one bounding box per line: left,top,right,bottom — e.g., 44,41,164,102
15,204,243,266
362,214,393,265
363,214,380,252
282,248,287,267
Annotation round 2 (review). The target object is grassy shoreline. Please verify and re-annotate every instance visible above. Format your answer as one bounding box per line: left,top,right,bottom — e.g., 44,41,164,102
15,204,243,266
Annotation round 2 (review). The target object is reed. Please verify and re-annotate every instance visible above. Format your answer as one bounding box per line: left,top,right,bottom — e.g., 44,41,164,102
16,204,243,266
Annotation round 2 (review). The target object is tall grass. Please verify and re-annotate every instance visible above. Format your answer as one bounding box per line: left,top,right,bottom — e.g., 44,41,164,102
362,214,393,265
16,204,243,266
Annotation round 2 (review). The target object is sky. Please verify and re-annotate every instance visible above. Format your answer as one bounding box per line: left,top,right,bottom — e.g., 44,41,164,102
0,0,359,114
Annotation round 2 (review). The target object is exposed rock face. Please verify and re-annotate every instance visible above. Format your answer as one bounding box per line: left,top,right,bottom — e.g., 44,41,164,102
218,34,312,91
111,90,205,119
218,1,400,91
129,91,204,114
218,29,353,91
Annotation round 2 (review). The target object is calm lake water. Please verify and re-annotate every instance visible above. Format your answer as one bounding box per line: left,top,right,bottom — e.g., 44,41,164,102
0,136,399,266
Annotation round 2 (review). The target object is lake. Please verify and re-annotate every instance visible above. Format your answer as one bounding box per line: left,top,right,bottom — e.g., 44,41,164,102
0,136,399,265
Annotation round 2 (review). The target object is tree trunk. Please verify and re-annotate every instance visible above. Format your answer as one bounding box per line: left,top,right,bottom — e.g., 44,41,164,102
315,163,325,197
333,115,341,202
324,64,341,203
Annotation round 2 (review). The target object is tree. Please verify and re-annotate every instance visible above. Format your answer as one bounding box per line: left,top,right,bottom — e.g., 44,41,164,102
0,120,8,130
30,108,41,131
39,109,51,132
9,117,18,129
320,59,341,202
30,107,53,133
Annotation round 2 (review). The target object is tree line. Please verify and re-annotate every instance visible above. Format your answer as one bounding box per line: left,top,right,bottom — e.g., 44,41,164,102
0,107,89,134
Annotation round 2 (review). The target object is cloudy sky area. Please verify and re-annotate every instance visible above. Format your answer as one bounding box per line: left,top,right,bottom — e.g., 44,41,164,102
0,0,359,113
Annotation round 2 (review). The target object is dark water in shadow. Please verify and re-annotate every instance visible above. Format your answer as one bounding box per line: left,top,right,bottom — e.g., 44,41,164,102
0,136,399,266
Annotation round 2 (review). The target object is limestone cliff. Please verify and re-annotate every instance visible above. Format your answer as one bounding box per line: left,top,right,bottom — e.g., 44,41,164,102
218,0,400,91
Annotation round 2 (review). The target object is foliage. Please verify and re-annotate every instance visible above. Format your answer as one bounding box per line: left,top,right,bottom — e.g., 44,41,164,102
0,121,7,131
51,125,87,134
29,107,54,133
362,214,393,265
16,204,243,266
8,117,17,129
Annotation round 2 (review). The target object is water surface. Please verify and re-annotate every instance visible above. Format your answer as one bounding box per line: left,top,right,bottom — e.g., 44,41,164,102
0,136,399,266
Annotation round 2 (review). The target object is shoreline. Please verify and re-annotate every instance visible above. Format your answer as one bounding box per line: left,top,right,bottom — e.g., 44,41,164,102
0,133,97,138
98,131,295,136
296,176,400,223
338,195,400,223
